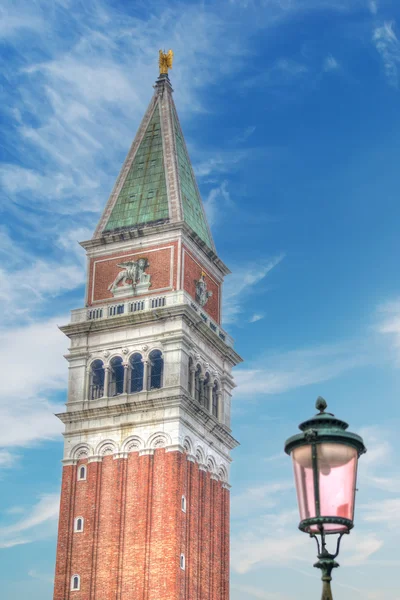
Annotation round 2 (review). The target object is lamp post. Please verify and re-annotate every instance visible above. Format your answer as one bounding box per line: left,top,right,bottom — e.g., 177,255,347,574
284,397,366,600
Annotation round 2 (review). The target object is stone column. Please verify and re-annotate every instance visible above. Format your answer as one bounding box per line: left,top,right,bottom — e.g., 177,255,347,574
85,368,91,401
199,375,205,405
103,366,110,398
207,381,213,413
142,360,149,391
190,365,196,397
217,391,223,421
123,363,129,394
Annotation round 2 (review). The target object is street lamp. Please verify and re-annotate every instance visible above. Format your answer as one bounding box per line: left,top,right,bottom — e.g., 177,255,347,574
284,397,366,600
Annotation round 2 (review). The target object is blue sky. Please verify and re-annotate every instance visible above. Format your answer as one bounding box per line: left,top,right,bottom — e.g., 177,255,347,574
1,0,400,598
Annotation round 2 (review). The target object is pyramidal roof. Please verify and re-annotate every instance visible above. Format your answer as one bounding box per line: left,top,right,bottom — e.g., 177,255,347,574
94,73,215,252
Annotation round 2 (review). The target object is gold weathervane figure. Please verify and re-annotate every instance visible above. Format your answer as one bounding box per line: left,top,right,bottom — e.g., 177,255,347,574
159,49,174,74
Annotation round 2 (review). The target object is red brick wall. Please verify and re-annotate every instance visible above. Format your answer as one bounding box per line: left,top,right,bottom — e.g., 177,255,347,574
182,247,221,324
53,465,74,600
69,459,91,599
87,242,179,305
182,247,221,323
186,459,199,600
53,451,229,600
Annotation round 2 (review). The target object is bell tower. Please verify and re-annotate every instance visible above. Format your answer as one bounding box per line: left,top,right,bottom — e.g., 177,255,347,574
53,53,241,600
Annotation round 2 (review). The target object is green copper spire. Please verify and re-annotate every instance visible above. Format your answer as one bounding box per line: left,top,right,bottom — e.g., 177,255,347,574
173,109,213,248
95,71,215,252
104,106,169,232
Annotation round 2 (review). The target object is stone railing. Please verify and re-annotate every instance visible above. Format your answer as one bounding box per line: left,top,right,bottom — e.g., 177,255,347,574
70,290,233,347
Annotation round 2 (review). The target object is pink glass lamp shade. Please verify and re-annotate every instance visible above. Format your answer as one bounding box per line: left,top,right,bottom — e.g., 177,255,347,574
285,398,366,535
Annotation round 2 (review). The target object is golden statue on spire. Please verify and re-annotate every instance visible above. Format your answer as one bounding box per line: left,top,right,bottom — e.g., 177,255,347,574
159,49,174,74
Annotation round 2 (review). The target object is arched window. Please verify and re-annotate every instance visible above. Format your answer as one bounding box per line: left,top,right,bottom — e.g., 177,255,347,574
77,465,86,481
129,353,144,393
202,373,210,408
148,350,163,390
90,360,104,400
212,382,219,418
74,517,84,532
181,495,187,513
71,575,80,591
180,554,185,570
188,357,193,395
109,356,124,396
194,365,201,403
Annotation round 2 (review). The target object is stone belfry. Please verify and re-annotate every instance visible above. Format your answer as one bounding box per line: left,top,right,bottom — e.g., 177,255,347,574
53,51,241,600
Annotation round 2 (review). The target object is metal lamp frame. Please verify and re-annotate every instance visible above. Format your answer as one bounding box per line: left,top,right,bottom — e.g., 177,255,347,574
284,397,366,600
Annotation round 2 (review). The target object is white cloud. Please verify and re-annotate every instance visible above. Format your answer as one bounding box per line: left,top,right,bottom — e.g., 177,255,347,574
56,226,93,265
203,181,233,228
342,532,384,566
0,164,99,213
232,481,293,518
28,570,54,584
358,426,391,468
231,478,308,574
0,3,45,39
0,450,17,469
235,340,371,396
234,126,256,144
243,58,308,89
250,313,264,323
369,0,378,15
0,261,83,304
194,151,249,179
323,54,340,71
373,21,400,87
0,493,59,549
223,255,284,324
275,58,308,77
232,529,309,574
360,497,400,525
0,227,84,325
0,317,67,450
376,297,400,362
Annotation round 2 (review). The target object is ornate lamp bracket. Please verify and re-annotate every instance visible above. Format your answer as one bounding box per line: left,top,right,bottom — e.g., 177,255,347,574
311,531,346,600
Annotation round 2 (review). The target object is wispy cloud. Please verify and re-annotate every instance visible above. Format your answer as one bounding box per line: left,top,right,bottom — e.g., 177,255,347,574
360,498,400,526
0,2,46,39
369,0,378,15
243,58,308,89
323,54,340,71
232,481,293,518
357,426,400,493
223,255,284,324
0,317,67,454
0,450,17,469
203,181,233,229
234,126,256,144
341,531,384,566
194,151,249,179
28,569,54,584
373,21,400,87
0,228,84,324
249,313,264,323
376,297,400,362
235,340,372,396
0,493,59,549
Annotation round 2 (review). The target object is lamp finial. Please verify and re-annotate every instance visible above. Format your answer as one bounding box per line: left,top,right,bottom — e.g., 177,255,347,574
316,397,327,413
